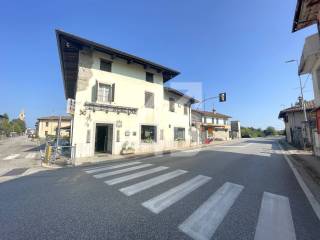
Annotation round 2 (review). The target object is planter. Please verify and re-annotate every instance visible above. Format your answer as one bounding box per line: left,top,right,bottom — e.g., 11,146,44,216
121,149,135,155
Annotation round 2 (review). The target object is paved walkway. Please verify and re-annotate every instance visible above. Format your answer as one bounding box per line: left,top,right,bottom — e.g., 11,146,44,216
280,140,320,202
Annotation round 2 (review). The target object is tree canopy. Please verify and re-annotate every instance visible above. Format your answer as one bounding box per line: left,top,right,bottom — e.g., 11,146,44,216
0,113,26,136
241,126,282,138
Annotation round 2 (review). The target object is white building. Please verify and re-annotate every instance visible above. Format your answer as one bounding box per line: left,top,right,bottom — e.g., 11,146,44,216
191,109,231,143
56,30,198,164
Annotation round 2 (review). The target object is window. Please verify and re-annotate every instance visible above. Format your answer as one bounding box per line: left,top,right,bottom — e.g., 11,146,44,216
169,98,175,112
145,92,154,108
45,121,49,127
146,72,154,83
224,119,227,125
174,127,185,141
141,125,157,143
216,118,219,124
160,129,164,140
184,104,188,115
100,59,112,72
98,83,111,102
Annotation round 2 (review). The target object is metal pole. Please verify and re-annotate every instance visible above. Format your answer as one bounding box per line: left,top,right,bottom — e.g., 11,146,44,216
295,61,309,148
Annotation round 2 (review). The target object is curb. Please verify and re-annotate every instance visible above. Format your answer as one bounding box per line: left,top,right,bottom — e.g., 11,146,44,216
78,140,241,168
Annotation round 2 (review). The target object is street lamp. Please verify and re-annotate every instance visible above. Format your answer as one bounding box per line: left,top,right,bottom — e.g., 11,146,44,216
285,59,309,147
285,59,308,122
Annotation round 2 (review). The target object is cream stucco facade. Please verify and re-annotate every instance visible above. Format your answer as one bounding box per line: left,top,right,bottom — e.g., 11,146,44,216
68,47,196,164
37,117,71,139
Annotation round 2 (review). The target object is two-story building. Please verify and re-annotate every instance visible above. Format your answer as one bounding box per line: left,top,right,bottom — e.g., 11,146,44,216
36,116,71,139
292,0,320,154
56,30,198,164
192,109,231,142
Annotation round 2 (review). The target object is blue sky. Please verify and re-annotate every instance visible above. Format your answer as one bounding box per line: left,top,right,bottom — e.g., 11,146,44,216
0,0,317,129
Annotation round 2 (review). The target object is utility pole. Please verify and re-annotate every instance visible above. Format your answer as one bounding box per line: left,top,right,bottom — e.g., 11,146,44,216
285,59,309,147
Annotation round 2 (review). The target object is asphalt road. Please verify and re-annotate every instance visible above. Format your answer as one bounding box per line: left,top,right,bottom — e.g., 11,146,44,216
0,138,319,240
0,136,40,169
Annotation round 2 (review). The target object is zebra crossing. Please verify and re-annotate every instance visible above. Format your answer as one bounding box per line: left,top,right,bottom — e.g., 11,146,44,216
1,152,38,161
83,161,297,240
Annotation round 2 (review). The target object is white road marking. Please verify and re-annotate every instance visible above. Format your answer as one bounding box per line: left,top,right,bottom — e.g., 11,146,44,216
142,175,211,214
85,161,142,174
254,192,296,240
278,143,320,221
93,164,153,179
26,153,36,159
179,182,244,240
3,154,20,160
105,166,169,185
119,170,187,196
216,143,252,148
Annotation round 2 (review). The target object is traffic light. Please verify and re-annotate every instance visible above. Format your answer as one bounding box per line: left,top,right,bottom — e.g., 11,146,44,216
219,92,226,102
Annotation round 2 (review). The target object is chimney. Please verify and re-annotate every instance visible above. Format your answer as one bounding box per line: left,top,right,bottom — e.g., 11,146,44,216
212,108,216,114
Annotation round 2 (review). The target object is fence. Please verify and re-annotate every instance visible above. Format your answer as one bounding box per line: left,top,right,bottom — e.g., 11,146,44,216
42,143,76,166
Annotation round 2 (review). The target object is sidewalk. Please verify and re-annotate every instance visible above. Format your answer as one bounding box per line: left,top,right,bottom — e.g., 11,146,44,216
280,140,320,185
52,139,243,167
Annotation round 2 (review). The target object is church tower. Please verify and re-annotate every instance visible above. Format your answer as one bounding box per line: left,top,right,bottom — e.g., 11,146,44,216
18,110,25,121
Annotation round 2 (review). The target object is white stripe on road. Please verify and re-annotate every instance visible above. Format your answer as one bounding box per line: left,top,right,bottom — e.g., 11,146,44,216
105,166,169,185
26,153,36,159
93,164,153,179
3,154,20,160
179,182,244,240
254,192,296,240
85,161,142,174
217,143,252,148
119,170,187,196
142,175,211,214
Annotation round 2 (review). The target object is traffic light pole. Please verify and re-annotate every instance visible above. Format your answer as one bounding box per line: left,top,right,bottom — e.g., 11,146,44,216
196,92,226,110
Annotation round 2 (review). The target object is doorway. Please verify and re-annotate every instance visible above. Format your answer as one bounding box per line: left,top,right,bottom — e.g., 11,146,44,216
95,124,113,154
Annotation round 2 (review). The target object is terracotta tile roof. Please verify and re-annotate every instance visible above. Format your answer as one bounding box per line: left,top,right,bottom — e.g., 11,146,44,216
278,100,315,118
192,109,231,119
37,116,72,121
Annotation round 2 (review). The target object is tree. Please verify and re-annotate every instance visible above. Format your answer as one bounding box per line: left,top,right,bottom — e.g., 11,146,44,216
264,126,277,136
10,119,26,134
0,113,10,136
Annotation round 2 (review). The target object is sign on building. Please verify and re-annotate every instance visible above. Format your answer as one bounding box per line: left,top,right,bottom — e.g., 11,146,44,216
67,98,75,115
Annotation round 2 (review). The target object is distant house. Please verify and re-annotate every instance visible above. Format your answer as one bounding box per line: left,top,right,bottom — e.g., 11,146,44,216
192,109,231,142
36,116,71,139
278,100,316,148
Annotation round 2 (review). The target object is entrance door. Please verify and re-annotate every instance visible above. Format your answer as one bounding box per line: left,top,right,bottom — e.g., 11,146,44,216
95,124,113,154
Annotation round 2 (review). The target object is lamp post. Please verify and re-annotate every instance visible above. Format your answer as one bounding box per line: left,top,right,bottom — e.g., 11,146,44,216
285,59,309,147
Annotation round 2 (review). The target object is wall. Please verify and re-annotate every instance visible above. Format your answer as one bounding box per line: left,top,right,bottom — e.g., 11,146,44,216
72,49,193,163
37,119,70,138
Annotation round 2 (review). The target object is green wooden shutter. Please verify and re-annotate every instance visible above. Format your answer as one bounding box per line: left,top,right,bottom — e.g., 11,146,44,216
92,81,98,102
111,83,115,102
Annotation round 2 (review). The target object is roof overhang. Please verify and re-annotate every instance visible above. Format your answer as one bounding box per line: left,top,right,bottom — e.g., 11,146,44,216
292,0,320,32
164,87,199,104
299,33,320,74
56,30,180,99
191,109,232,119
